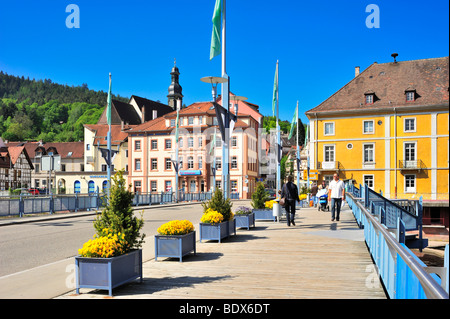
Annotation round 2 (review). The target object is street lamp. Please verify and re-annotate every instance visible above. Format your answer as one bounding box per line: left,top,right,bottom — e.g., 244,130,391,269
201,76,232,198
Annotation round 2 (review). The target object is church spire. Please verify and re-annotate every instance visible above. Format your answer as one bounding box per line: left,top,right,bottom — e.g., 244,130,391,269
167,59,183,109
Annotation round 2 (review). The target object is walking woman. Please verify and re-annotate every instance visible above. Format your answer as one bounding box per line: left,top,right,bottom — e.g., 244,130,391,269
281,175,300,226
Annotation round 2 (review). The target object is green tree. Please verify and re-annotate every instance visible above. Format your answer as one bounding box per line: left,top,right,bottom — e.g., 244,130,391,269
93,170,145,253
251,182,270,209
201,188,233,221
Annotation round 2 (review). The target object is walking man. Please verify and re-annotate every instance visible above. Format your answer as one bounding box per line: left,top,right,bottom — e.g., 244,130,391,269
328,173,345,221
281,175,300,226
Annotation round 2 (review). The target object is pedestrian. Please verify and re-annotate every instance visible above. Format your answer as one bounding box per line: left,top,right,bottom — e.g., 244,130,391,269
328,173,345,221
310,183,318,207
281,175,300,226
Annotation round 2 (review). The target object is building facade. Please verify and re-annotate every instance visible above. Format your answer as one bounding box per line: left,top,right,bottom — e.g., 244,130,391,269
126,101,261,199
0,139,34,193
305,56,449,226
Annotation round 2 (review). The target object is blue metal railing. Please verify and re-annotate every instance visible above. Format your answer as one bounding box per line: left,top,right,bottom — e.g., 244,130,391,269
346,191,448,299
0,190,236,217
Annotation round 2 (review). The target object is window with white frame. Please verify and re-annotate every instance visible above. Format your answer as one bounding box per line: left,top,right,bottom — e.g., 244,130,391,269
406,91,415,102
151,181,157,192
188,156,194,169
151,158,157,170
364,175,374,189
188,116,194,125
324,122,335,136
198,137,203,147
216,157,222,169
231,180,238,193
404,118,416,132
198,156,203,169
165,181,172,192
170,119,175,127
216,137,222,148
405,175,416,193
135,140,141,150
231,156,238,169
363,120,374,134
231,136,237,147
324,145,335,162
188,137,194,148
151,140,157,150
135,159,141,171
365,94,374,105
363,144,375,163
404,142,416,162
165,139,172,149
165,158,172,170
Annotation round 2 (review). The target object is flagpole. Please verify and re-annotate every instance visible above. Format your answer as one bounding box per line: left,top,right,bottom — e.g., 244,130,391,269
296,101,300,192
276,60,281,197
175,99,181,203
107,73,112,195
221,0,230,200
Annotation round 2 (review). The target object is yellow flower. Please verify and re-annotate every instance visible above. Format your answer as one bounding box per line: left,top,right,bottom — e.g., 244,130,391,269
157,220,194,236
201,210,224,224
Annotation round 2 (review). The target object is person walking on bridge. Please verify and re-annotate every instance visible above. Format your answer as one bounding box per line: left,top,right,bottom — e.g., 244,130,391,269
281,175,300,227
328,173,345,222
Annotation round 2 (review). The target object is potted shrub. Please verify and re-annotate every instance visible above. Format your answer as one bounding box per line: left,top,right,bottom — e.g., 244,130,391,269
234,206,255,230
75,170,145,296
154,220,196,262
251,182,275,221
199,188,235,242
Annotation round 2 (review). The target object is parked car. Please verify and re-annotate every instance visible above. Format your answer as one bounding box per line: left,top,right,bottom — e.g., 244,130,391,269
266,188,276,200
28,188,40,195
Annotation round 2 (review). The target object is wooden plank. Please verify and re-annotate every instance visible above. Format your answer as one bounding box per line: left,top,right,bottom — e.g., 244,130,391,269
60,205,386,299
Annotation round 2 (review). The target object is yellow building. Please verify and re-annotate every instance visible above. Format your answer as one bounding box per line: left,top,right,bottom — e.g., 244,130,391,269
306,56,449,226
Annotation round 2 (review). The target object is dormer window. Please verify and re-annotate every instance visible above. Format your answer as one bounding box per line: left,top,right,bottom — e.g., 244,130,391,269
364,90,377,105
405,87,419,102
405,90,416,102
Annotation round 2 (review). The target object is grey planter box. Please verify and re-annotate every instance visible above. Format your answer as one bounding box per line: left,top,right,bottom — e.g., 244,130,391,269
154,231,196,262
199,221,229,243
253,208,276,221
75,249,142,296
228,218,236,236
235,213,255,230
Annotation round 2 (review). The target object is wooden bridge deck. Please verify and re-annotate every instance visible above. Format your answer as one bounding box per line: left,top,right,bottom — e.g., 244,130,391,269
61,205,387,299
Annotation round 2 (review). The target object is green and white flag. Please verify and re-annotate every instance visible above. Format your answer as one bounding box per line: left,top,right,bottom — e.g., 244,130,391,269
210,129,216,154
288,104,298,139
272,62,278,116
106,73,112,126
210,0,222,60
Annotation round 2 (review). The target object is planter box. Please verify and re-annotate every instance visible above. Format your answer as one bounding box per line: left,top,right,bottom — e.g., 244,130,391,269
154,231,196,262
253,208,276,221
75,249,142,296
235,213,255,230
228,218,236,236
199,221,229,243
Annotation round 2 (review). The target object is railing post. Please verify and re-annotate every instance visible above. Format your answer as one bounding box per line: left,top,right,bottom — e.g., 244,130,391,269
75,193,78,212
49,193,54,215
19,193,24,218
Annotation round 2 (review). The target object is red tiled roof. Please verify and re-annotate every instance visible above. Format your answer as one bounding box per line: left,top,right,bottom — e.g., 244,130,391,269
84,125,135,145
306,56,449,116
127,102,252,134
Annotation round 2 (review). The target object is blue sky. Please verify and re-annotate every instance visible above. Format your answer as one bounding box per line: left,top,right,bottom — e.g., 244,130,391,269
0,0,448,124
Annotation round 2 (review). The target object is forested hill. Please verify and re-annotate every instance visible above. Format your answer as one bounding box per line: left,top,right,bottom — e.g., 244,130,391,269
0,71,128,142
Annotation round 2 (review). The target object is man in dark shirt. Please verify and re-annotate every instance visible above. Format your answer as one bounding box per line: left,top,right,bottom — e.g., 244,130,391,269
281,175,300,226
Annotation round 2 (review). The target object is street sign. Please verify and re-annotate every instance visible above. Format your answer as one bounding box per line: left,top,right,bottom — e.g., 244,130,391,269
41,155,61,171
303,169,318,181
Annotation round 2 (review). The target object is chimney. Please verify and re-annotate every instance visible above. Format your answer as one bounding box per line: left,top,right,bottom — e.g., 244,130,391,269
355,66,360,77
152,110,157,119
141,105,145,124
121,120,124,131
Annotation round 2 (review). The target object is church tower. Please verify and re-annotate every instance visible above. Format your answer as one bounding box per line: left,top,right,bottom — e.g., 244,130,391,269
167,59,183,109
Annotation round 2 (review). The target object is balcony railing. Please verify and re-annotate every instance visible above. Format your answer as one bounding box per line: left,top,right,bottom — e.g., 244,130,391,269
318,161,342,171
399,159,425,171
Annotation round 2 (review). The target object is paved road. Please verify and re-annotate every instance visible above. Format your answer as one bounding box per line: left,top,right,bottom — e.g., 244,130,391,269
0,201,248,298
